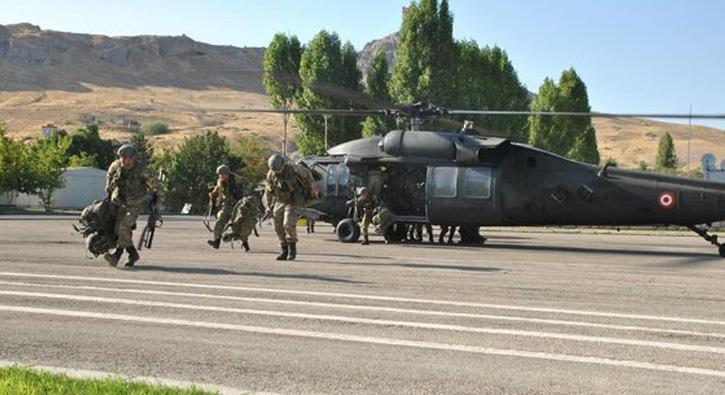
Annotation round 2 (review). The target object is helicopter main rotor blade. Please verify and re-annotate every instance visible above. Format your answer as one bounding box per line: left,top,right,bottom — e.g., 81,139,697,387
232,108,386,117
446,110,725,120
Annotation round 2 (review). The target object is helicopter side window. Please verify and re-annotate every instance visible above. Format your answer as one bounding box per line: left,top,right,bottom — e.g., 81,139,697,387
431,167,458,198
464,167,492,199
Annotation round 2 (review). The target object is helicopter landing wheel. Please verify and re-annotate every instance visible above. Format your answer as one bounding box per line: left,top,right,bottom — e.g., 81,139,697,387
336,218,361,243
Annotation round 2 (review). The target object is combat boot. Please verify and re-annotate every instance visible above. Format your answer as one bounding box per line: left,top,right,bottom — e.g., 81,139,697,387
276,244,288,261
242,241,250,252
287,243,297,261
104,247,123,267
125,246,140,267
207,238,221,249
361,235,369,245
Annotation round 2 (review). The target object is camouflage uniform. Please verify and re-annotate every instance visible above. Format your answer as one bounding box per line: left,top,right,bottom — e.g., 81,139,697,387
210,174,243,241
224,197,259,251
264,165,304,245
357,193,378,243
106,159,163,249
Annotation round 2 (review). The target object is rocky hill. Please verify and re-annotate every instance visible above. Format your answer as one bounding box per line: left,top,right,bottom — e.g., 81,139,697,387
0,23,264,92
357,33,398,84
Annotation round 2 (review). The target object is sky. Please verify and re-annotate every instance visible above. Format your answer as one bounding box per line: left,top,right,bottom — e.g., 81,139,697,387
2,0,725,128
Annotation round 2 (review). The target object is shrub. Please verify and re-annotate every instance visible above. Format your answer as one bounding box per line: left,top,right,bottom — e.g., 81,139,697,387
140,122,170,136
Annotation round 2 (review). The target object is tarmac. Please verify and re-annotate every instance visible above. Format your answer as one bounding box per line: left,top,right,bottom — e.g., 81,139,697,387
0,215,724,394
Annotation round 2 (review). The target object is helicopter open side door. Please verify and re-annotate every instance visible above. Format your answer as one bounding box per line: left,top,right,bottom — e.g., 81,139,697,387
425,165,498,226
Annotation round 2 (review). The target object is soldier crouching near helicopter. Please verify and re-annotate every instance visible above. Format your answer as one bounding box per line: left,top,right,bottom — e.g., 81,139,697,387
208,164,243,249
264,154,304,261
104,144,163,267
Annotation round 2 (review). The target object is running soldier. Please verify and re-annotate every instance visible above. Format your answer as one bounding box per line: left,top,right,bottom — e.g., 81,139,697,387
264,154,313,261
207,164,243,249
105,144,163,267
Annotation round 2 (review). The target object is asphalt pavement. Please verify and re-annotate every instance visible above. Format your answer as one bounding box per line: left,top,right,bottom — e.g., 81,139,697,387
0,215,724,394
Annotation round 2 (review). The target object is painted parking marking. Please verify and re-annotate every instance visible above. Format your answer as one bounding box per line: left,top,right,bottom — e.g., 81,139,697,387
1,272,724,327
1,280,724,340
1,304,724,378
2,290,725,355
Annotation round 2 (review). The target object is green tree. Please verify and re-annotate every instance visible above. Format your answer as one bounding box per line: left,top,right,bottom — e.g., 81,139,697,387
263,33,303,110
230,135,273,192
129,133,153,164
527,78,561,151
455,42,530,140
0,127,27,203
296,31,363,155
27,135,71,211
568,125,600,165
558,68,592,154
365,50,391,103
361,50,394,137
66,123,117,169
163,131,244,213
389,0,456,106
67,152,96,168
655,132,678,170
528,68,598,162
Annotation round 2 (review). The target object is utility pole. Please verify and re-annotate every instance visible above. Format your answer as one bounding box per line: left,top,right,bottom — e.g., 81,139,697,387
324,115,329,150
687,102,692,169
282,112,289,157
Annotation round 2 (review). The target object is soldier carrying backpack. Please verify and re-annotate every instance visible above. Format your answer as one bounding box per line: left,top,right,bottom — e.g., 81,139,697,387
263,154,318,261
104,144,164,267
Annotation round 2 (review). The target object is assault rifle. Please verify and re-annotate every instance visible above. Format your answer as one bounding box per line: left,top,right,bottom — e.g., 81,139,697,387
137,193,163,250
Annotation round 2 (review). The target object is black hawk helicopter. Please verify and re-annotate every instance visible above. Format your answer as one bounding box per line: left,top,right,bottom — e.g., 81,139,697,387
237,102,725,257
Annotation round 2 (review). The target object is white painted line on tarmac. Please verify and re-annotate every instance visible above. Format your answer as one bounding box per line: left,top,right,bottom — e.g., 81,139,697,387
1,304,724,379
2,280,724,340
3,289,725,355
1,271,724,327
0,360,266,395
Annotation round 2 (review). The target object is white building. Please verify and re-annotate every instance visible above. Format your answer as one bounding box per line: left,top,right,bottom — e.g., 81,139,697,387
15,167,107,209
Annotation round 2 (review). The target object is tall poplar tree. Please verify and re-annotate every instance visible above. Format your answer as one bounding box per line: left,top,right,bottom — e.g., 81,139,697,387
263,33,302,110
656,132,678,170
390,0,456,106
296,31,363,155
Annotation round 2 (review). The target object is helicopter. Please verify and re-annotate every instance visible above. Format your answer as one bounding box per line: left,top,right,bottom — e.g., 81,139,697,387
236,102,725,257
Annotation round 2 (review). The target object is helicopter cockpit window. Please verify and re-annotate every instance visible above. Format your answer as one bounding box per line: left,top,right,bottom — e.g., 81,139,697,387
464,167,492,199
326,165,338,195
338,165,350,189
432,167,458,198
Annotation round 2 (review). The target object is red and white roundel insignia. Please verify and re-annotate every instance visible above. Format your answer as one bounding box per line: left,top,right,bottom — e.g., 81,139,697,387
657,191,676,210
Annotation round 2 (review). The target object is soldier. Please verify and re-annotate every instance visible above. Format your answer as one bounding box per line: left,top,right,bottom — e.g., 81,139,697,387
105,144,163,267
207,164,243,249
223,195,260,252
264,154,306,261
355,187,378,245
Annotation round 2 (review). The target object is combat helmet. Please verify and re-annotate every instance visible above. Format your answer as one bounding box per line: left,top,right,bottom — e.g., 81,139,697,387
216,164,231,175
268,154,285,171
117,144,138,158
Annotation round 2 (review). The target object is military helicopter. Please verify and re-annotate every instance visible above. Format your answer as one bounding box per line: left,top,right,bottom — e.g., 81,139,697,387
235,102,725,257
